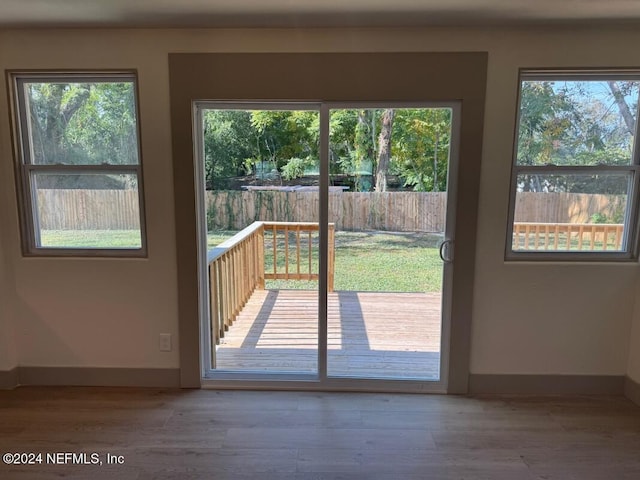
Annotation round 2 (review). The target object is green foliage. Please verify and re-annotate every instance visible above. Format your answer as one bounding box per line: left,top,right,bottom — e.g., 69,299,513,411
202,107,453,193
517,81,576,168
591,213,609,224
327,108,452,192
351,110,376,191
249,110,318,168
590,203,625,224
328,109,357,153
203,110,256,189
390,108,451,192
28,82,138,168
281,157,318,180
203,109,320,188
67,83,138,165
612,205,626,223
517,79,639,194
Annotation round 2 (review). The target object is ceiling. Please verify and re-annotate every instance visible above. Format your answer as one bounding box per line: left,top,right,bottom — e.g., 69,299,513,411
1,0,640,28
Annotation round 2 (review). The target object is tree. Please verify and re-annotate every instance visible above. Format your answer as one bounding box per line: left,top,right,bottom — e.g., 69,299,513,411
66,82,139,165
391,108,451,192
201,106,460,193
375,109,395,192
328,109,375,191
607,81,636,136
247,110,318,184
27,81,139,189
328,108,357,176
352,110,376,191
203,110,256,189
250,110,318,166
517,81,576,170
202,110,320,188
28,83,91,164
516,79,638,195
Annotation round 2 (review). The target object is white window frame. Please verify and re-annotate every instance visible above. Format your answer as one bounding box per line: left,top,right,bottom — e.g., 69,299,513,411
9,71,148,257
506,69,640,262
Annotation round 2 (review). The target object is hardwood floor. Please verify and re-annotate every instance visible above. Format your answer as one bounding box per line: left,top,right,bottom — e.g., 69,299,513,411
1,387,639,479
216,289,441,379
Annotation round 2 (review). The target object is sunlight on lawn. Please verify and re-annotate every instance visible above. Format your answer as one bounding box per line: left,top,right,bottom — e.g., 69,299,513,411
208,229,443,293
40,230,142,248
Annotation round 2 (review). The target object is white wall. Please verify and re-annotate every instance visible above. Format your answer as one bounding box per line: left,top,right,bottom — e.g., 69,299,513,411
0,26,638,376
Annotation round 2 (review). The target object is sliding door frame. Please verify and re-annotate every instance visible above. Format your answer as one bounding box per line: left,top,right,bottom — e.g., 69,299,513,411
169,52,487,393
322,101,461,389
194,101,324,382
195,101,460,393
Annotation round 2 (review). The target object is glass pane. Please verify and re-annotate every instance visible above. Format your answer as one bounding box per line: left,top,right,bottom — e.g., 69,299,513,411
203,108,320,374
517,78,639,166
512,173,630,252
33,173,142,249
327,107,453,381
24,81,139,165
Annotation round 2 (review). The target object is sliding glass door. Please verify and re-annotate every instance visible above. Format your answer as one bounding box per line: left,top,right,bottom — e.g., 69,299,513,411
195,103,321,375
326,106,456,381
195,101,459,390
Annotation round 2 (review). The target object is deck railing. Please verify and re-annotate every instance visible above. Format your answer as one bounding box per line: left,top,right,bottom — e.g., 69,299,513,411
207,221,335,346
513,222,624,251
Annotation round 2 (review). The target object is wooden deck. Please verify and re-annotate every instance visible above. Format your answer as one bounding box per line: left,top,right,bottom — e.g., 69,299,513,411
215,289,441,379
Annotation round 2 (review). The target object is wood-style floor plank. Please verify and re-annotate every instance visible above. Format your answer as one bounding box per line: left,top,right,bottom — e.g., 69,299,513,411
0,388,639,479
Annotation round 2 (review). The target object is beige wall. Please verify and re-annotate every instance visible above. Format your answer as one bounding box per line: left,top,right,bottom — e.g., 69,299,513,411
628,276,640,384
0,26,638,377
0,233,16,372
0,41,16,372
0,30,181,370
470,28,638,375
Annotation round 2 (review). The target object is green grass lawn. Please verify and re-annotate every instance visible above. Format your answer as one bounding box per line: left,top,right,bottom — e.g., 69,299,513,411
40,230,142,248
210,229,444,293
41,229,444,293
332,231,443,292
207,231,238,248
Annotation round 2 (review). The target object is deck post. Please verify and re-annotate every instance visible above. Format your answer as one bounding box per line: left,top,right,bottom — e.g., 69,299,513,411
328,223,335,292
257,224,265,289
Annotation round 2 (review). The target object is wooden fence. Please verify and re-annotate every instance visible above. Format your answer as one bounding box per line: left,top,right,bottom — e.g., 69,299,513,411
37,189,140,230
207,191,447,232
34,189,626,234
514,192,625,224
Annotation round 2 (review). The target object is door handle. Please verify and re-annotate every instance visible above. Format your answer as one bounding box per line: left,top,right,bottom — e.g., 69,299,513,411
439,239,454,263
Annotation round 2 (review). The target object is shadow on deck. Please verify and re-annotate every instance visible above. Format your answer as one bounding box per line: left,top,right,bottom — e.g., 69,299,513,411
215,289,442,380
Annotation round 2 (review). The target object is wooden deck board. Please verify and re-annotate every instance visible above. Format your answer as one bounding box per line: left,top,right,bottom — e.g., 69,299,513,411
215,289,441,379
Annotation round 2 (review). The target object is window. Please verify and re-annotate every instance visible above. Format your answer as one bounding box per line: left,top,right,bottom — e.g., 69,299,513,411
507,70,640,260
10,72,146,256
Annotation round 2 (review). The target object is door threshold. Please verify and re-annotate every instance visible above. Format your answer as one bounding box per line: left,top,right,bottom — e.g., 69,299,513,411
201,376,447,394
